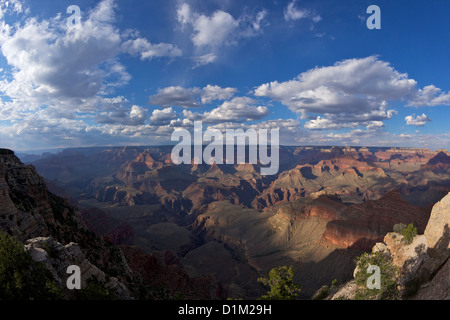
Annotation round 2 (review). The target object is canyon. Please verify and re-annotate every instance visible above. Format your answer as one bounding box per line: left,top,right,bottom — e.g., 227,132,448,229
4,145,450,299
0,149,218,299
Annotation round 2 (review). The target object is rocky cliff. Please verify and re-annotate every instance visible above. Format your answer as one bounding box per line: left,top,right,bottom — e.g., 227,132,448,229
325,192,450,300
0,149,217,300
0,148,134,298
25,237,132,299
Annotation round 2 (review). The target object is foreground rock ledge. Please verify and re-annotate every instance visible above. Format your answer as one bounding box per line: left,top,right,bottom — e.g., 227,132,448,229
25,236,132,299
329,192,450,300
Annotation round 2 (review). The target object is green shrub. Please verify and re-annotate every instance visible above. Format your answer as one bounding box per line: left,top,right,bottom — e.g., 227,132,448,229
354,251,400,300
257,266,301,300
393,223,417,244
0,231,62,300
331,278,339,287
401,223,417,244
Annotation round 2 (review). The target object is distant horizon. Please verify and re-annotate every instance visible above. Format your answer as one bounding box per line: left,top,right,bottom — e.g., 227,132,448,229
10,144,448,156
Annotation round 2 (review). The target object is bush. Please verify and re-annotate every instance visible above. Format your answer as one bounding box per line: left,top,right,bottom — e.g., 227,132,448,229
257,266,301,300
354,251,400,300
401,223,417,244
0,231,62,300
393,223,417,244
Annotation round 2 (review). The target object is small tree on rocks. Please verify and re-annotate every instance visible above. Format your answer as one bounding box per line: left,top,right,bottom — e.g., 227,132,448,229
257,266,301,300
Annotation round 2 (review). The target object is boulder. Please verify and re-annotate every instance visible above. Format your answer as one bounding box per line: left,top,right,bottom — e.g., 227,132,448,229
372,242,389,255
383,233,429,289
413,258,450,300
412,192,450,299
25,237,132,299
424,192,450,254
383,233,428,267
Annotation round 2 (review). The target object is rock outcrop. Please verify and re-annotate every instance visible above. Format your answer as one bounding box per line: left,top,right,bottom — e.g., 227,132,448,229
382,233,429,290
1,149,221,300
0,149,81,241
0,149,134,298
413,258,450,300
413,191,450,299
328,192,450,300
424,191,450,252
25,237,132,299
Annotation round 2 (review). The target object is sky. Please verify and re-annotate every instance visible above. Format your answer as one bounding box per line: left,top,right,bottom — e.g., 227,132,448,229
0,0,449,152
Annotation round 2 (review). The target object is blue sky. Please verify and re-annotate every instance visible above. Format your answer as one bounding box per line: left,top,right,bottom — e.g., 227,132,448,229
0,0,449,151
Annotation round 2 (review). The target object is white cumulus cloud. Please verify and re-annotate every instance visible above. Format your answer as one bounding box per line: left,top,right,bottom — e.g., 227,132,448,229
255,56,419,129
0,0,181,118
177,3,268,48
407,85,450,107
405,113,431,126
183,96,269,123
150,107,178,125
176,3,268,67
148,85,238,108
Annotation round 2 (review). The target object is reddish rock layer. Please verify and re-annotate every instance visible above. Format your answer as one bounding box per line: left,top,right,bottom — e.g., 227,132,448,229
322,190,432,250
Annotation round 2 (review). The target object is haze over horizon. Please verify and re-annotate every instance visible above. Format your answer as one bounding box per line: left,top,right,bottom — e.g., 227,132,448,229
12,144,448,157
0,0,449,151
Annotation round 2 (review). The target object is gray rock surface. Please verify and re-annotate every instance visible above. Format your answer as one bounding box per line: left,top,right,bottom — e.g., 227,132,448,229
25,237,132,299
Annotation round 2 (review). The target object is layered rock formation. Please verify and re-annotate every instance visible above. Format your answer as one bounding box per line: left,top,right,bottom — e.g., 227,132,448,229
253,153,399,208
322,190,431,250
421,151,450,172
31,146,450,215
0,149,134,298
0,149,217,300
24,146,450,299
180,189,434,298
